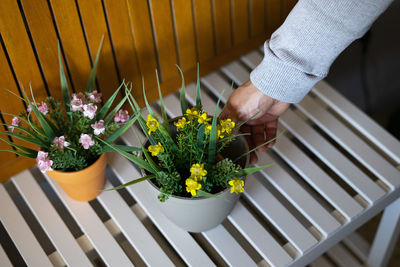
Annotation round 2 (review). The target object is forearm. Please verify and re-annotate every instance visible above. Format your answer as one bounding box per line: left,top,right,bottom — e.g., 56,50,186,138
251,0,393,103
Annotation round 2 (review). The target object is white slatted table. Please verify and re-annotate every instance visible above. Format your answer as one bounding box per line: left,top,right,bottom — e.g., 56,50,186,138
1,48,400,267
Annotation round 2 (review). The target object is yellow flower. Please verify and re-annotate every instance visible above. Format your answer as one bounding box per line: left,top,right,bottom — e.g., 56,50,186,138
198,112,211,124
186,178,202,196
146,114,159,135
229,178,244,194
185,107,200,120
220,118,235,134
174,117,189,130
190,163,207,181
204,123,212,134
148,142,164,156
217,128,225,139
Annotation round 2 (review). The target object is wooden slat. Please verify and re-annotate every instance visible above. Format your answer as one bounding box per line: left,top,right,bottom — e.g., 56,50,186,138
102,0,141,87
201,72,233,103
12,170,91,266
45,175,133,266
76,0,120,101
0,184,52,267
0,0,46,101
228,202,293,266
162,93,183,119
212,0,232,55
192,0,215,62
280,109,385,204
171,0,197,71
244,175,318,253
0,244,12,267
250,0,266,37
203,224,257,267
126,0,158,89
185,83,222,115
255,151,341,237
221,61,249,85
49,0,93,92
273,135,364,220
232,0,250,45
326,243,363,267
297,96,400,190
108,153,216,267
312,81,400,165
98,181,174,267
148,0,178,82
240,50,263,69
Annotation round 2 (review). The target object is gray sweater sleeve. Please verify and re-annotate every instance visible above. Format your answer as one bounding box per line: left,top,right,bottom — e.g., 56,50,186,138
250,0,393,103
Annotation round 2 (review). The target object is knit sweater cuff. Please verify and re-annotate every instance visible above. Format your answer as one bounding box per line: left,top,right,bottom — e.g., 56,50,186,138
250,41,324,103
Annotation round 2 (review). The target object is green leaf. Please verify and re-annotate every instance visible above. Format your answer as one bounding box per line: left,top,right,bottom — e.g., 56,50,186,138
0,136,38,155
142,78,156,118
217,132,250,144
105,112,140,143
208,89,225,165
234,163,275,177
176,65,187,115
97,81,124,120
156,69,169,133
58,41,71,112
101,144,141,153
195,190,229,202
0,149,36,158
196,63,202,107
104,86,130,125
0,131,47,147
0,121,48,146
87,35,104,92
102,174,155,191
196,124,205,149
157,124,178,153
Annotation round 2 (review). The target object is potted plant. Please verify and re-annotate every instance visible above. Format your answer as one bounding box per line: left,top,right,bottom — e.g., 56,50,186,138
102,68,276,232
0,39,139,201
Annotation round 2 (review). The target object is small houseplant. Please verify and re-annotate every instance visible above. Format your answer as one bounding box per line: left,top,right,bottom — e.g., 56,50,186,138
102,68,276,232
0,39,139,201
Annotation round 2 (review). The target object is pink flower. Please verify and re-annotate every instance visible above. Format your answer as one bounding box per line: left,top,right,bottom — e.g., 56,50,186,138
79,133,95,149
91,120,105,135
53,136,70,150
27,103,33,113
38,102,48,115
83,104,97,120
36,151,53,173
73,92,87,102
8,117,19,132
114,109,129,123
89,90,102,103
71,93,86,112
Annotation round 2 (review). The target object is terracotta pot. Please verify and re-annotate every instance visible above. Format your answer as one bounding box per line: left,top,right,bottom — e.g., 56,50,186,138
47,154,107,202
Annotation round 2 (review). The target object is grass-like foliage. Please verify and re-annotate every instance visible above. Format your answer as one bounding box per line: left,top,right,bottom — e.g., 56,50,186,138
0,39,139,172
103,66,274,202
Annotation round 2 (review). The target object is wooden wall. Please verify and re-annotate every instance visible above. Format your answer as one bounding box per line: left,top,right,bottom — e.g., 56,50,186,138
0,0,297,181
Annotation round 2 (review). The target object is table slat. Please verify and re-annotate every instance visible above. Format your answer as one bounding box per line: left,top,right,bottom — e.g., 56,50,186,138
297,96,400,189
228,202,293,267
45,176,133,267
98,182,174,267
203,224,257,267
221,61,249,85
240,51,262,69
244,175,318,253
185,83,222,115
309,256,335,267
0,184,52,267
280,109,386,204
108,153,216,267
0,244,13,267
273,135,364,220
12,170,91,266
326,243,363,267
201,72,233,102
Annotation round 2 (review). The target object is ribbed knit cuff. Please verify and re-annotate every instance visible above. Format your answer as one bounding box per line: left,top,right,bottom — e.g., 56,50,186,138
250,41,325,103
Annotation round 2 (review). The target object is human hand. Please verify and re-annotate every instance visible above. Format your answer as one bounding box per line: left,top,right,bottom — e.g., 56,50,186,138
220,80,290,164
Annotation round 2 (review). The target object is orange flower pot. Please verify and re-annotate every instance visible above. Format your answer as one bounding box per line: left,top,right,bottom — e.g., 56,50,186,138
47,154,107,202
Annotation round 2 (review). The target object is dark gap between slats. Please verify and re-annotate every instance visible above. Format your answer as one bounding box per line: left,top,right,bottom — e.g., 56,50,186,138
190,0,200,62
316,253,338,267
210,0,219,57
238,56,255,72
169,0,182,68
106,165,136,207
311,92,399,168
339,240,366,264
247,0,252,39
16,0,51,97
4,180,57,256
190,232,228,267
0,219,27,267
217,68,240,88
199,81,225,110
100,0,122,85
146,0,163,82
229,0,235,48
222,219,263,263
46,0,76,93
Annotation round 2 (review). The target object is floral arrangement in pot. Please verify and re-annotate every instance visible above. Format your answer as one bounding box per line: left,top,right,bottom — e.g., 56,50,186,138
102,68,276,232
0,39,139,202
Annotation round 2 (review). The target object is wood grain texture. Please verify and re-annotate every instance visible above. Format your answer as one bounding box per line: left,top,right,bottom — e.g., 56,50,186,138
250,0,265,37
266,0,282,35
192,0,215,62
232,0,250,45
171,0,197,71
212,0,232,55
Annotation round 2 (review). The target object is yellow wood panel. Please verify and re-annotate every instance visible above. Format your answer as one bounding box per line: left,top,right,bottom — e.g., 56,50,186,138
213,0,232,55
0,157,35,183
266,0,282,35
171,0,197,71
49,0,93,92
0,0,47,101
232,0,250,45
148,0,178,82
193,0,215,62
76,0,121,102
250,0,266,37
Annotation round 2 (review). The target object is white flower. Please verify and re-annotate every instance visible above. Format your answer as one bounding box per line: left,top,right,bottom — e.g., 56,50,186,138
83,104,97,120
91,120,106,135
79,133,95,149
36,151,53,173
